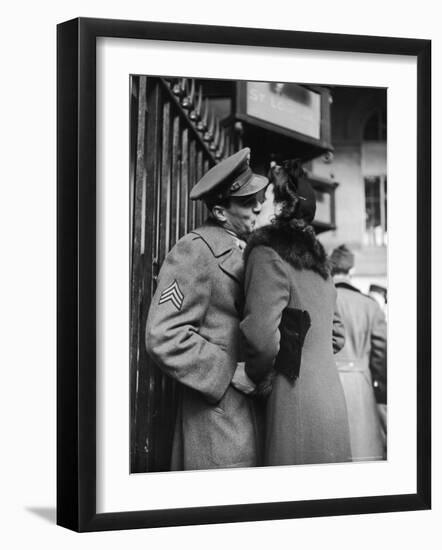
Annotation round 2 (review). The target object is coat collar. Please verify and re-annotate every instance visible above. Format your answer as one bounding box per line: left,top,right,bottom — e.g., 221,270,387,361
244,220,331,280
218,247,244,283
191,220,244,283
191,219,234,257
335,280,361,293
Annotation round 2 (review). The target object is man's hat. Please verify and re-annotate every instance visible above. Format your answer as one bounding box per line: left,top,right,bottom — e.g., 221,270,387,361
330,244,355,273
189,148,268,201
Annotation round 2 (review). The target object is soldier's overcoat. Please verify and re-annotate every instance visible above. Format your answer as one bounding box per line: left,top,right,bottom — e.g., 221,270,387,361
145,220,258,470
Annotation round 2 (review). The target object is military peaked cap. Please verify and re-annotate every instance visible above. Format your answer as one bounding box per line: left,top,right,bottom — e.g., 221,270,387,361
189,147,268,201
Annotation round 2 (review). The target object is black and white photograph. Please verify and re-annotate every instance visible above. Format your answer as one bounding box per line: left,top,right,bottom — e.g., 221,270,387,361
0,0,436,543
130,76,388,474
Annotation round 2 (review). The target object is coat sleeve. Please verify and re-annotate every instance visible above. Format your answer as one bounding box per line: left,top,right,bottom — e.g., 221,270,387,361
145,236,235,404
332,308,346,354
241,246,290,384
369,303,387,403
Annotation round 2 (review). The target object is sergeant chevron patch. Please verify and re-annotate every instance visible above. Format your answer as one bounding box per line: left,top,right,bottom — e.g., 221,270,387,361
158,280,184,310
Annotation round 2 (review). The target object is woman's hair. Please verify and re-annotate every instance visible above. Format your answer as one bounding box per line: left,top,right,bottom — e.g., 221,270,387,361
269,160,308,224
264,159,328,277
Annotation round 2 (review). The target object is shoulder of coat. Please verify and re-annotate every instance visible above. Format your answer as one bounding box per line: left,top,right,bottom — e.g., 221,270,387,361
246,245,290,283
166,231,214,265
339,285,379,308
247,244,285,263
189,223,235,258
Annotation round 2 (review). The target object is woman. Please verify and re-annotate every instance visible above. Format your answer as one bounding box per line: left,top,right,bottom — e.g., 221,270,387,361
240,161,351,466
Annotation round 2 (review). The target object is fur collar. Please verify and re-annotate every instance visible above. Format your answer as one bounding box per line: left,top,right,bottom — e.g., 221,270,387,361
244,220,331,280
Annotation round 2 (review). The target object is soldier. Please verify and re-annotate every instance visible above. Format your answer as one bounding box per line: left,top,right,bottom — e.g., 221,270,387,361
145,148,268,471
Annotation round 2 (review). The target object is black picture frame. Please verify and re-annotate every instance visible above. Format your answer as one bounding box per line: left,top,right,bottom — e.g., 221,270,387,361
57,17,431,532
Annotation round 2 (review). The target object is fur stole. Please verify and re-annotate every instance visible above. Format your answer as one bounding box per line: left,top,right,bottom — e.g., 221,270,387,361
244,220,331,280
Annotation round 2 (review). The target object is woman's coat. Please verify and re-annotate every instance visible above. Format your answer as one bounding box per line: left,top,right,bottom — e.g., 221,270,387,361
241,222,351,466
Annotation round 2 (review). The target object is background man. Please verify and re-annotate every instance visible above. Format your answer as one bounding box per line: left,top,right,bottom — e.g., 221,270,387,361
146,148,268,470
330,244,387,461
368,283,388,450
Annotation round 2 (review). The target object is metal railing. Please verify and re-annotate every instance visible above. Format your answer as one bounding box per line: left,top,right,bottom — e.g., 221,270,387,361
130,76,231,472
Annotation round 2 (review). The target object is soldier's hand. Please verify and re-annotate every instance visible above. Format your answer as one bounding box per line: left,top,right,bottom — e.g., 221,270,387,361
231,362,256,395
254,371,274,400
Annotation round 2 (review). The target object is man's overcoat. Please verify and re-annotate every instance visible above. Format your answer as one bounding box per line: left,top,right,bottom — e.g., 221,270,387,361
334,281,387,461
145,220,258,470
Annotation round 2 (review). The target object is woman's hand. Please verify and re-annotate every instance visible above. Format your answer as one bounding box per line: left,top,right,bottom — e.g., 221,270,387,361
231,362,256,395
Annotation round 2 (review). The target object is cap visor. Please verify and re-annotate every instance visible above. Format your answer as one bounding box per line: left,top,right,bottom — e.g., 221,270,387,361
231,174,269,197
